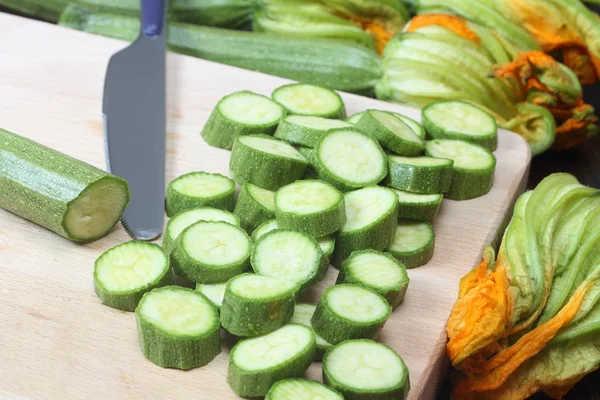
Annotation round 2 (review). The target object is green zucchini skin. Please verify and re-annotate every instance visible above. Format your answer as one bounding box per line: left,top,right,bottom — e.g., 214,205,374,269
274,117,352,148
272,84,347,119
395,191,443,221
234,183,276,233
386,156,454,195
387,221,436,269
355,110,424,156
165,172,235,217
0,129,129,242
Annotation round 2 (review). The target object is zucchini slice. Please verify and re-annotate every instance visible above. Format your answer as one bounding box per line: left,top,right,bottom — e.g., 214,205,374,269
387,220,435,269
272,83,346,119
165,171,235,217
227,324,316,397
252,229,327,290
290,302,334,360
323,339,410,399
201,91,285,149
332,186,399,266
171,221,252,283
387,154,454,195
275,180,346,237
395,190,443,222
313,129,387,191
337,250,410,309
230,135,308,190
422,100,498,151
355,110,425,156
274,115,352,147
266,378,344,400
195,280,228,310
311,284,392,344
162,207,240,254
392,113,426,139
346,111,365,124
94,241,171,311
425,139,497,200
220,273,298,337
234,182,276,233
136,286,221,370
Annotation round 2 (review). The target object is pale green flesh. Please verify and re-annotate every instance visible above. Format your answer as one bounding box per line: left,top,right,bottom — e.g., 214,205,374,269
319,130,385,183
64,179,128,241
388,154,451,167
290,303,332,348
247,183,276,211
137,289,217,336
167,208,239,241
232,324,314,370
268,379,342,399
394,114,425,139
183,222,250,265
395,190,443,204
318,236,335,255
327,285,390,322
346,253,404,291
427,139,494,169
325,341,406,390
276,180,342,214
389,221,433,252
171,173,233,197
347,112,365,124
425,102,496,136
274,84,341,115
239,136,306,160
196,281,228,308
228,274,297,299
95,242,168,292
219,92,284,125
286,115,351,130
254,219,335,255
343,187,397,232
371,110,423,144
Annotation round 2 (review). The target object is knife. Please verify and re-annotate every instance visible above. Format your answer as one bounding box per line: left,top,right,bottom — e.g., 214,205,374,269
103,0,168,241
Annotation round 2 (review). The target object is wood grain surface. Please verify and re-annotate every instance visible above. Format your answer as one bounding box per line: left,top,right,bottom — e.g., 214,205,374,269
0,14,531,400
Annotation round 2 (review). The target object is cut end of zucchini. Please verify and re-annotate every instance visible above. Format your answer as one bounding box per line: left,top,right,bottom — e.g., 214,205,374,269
182,221,251,267
342,250,408,292
326,284,391,323
170,172,234,199
346,111,365,124
343,187,398,232
273,83,345,119
388,154,451,167
371,110,423,145
426,139,495,170
395,190,443,222
247,183,276,212
266,378,343,400
228,273,298,300
196,281,228,309
387,220,435,269
238,135,306,161
276,180,343,215
290,303,333,352
219,91,285,126
287,115,351,131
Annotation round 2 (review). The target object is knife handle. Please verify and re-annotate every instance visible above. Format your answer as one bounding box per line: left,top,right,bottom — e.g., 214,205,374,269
141,0,166,37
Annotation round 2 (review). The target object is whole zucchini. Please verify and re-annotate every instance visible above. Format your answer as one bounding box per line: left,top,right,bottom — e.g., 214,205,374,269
59,5,382,95
0,129,130,242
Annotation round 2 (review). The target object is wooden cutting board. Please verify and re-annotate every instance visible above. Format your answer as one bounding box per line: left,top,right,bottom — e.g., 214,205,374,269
0,13,531,400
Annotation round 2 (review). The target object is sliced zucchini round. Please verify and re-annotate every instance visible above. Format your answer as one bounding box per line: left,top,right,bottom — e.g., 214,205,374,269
234,182,276,233
266,378,343,400
422,100,498,151
201,90,286,149
165,172,235,218
387,154,454,195
272,83,346,119
392,112,426,139
387,220,435,269
274,115,352,147
395,190,443,222
323,339,410,399
220,273,298,337
356,110,425,156
227,324,316,397
94,241,171,311
313,129,387,191
171,221,252,283
195,280,228,310
311,283,392,344
290,302,333,361
136,286,221,370
425,139,496,200
346,111,365,124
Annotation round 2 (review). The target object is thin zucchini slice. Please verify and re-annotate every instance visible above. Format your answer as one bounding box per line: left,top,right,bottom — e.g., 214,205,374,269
387,154,454,195
266,378,344,400
234,182,276,233
422,100,498,151
274,115,352,147
195,280,228,310
165,172,235,217
311,284,392,344
346,111,365,124
313,129,387,191
272,83,346,119
275,180,346,237
387,220,435,269
252,229,327,290
332,186,399,266
171,221,252,283
355,110,425,156
201,91,286,149
94,241,171,311
220,273,298,337
135,286,221,370
323,339,410,399
425,139,496,200
227,324,316,397
290,302,333,361
162,207,240,254
230,134,308,190
395,190,443,221
392,113,426,139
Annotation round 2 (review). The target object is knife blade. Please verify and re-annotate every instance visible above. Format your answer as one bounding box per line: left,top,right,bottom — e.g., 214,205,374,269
103,0,168,240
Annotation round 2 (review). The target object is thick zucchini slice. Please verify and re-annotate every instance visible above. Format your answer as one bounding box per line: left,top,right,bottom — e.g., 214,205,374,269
234,182,276,233
266,378,344,400
272,83,346,119
387,220,435,269
395,190,443,221
274,115,352,147
94,241,171,311
135,286,221,370
227,324,316,397
387,154,454,194
355,110,425,156
165,171,235,217
290,302,333,361
201,91,285,149
392,113,426,139
195,280,228,310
